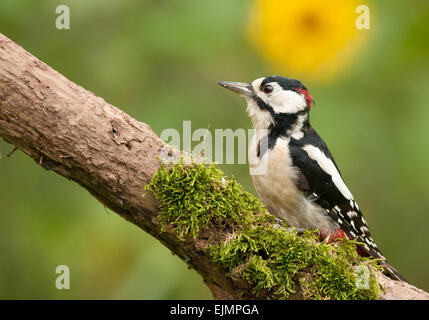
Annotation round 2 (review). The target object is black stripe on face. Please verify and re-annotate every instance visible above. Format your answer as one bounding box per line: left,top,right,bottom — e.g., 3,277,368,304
254,95,274,114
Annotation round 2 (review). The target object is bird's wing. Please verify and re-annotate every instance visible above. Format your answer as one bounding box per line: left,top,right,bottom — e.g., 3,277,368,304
288,127,383,259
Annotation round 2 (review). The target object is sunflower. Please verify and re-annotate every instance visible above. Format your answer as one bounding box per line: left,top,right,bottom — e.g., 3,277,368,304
248,0,368,81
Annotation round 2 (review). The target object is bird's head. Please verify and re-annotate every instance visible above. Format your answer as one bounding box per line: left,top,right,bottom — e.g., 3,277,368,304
218,75,314,130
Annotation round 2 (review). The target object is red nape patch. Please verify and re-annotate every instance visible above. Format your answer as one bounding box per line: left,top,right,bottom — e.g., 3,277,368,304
295,87,313,109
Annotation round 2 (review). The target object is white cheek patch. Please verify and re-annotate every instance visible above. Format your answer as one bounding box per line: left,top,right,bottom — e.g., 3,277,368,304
268,87,307,114
302,145,355,201
246,78,274,129
251,79,307,114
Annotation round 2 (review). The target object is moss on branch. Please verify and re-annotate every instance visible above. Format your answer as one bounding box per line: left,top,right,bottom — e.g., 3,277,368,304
145,159,381,300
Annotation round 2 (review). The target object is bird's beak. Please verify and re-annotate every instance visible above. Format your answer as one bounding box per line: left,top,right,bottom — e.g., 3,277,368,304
217,81,254,98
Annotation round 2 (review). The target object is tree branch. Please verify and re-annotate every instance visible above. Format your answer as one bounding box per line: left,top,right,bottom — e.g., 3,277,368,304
0,33,427,300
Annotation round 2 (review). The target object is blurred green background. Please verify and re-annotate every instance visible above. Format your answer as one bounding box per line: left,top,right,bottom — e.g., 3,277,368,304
0,0,428,299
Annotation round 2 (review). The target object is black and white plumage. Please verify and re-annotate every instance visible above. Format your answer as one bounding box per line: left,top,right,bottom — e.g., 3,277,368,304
218,75,405,281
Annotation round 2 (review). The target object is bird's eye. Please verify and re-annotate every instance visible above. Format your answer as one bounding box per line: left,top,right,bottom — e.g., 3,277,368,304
262,84,273,94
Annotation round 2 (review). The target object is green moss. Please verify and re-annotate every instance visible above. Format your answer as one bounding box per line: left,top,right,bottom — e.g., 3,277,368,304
209,226,381,300
145,158,381,300
145,158,271,239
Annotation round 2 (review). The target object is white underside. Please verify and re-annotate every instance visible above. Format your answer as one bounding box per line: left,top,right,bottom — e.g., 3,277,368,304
248,135,336,233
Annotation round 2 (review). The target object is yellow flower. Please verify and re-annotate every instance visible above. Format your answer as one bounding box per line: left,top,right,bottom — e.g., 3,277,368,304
248,0,368,81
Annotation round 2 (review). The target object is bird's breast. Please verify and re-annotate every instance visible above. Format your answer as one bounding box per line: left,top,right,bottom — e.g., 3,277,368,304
248,135,334,231
249,136,301,218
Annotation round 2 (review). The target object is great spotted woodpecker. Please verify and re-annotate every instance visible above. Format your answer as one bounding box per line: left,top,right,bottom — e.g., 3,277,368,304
218,75,405,281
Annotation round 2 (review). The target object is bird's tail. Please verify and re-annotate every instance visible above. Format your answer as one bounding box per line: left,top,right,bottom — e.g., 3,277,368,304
356,242,407,282
380,260,407,282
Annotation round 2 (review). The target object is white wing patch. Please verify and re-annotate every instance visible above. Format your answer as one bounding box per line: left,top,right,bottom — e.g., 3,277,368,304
302,145,354,201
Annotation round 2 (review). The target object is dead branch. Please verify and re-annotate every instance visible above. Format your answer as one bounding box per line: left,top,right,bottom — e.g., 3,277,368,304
0,33,427,300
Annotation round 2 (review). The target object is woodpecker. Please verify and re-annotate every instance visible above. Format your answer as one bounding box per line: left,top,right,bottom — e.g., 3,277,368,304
218,75,405,281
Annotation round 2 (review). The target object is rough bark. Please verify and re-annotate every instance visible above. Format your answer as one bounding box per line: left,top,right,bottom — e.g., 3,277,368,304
0,33,427,300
